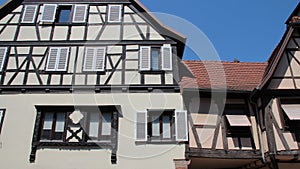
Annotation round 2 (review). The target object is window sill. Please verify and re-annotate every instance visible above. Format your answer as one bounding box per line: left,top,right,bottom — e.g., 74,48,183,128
135,140,184,145
38,141,113,149
139,70,166,74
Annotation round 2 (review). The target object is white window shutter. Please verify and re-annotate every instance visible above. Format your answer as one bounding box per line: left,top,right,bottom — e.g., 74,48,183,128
0,47,8,71
41,4,57,22
46,48,59,71
73,5,88,23
135,111,147,141
56,47,70,71
161,46,172,70
83,48,95,71
22,5,38,23
108,5,122,22
94,47,106,71
175,111,188,141
139,46,151,71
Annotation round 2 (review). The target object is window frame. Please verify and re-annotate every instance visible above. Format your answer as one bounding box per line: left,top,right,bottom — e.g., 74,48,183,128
0,109,6,135
139,46,173,72
0,47,8,72
21,5,38,23
107,5,123,23
45,47,70,72
55,5,73,23
40,111,67,142
224,104,255,150
147,110,175,142
82,47,107,72
278,98,300,142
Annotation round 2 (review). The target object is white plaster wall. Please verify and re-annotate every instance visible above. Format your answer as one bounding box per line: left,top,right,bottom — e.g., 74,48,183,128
0,93,185,169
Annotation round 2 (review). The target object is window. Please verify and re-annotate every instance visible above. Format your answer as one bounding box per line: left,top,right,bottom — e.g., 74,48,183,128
224,104,254,149
148,111,174,141
0,109,5,135
21,5,38,23
86,112,112,142
83,47,106,72
108,5,122,22
135,110,187,142
45,47,70,71
36,106,118,143
139,46,172,71
41,4,87,23
0,47,8,72
56,6,72,23
41,112,66,141
280,99,300,141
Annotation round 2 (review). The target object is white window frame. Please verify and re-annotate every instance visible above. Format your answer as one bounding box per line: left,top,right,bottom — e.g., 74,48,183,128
161,46,173,71
139,46,151,71
107,5,122,23
41,4,58,22
0,47,8,72
83,47,106,72
21,5,38,23
135,111,148,142
175,110,188,141
72,5,88,23
45,47,70,71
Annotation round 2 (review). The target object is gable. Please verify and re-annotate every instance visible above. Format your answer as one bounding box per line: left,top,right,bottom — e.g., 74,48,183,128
266,28,300,90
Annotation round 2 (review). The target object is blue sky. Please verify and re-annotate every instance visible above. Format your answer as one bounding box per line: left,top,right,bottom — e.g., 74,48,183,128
0,0,299,62
139,0,300,62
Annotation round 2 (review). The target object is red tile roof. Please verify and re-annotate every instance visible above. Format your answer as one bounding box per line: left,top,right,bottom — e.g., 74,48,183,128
181,60,268,91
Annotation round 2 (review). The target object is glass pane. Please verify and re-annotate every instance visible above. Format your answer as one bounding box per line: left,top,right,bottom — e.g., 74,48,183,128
101,113,111,136
152,115,160,137
89,113,99,139
162,115,171,138
53,132,63,140
43,113,53,130
151,50,159,70
58,7,71,22
55,113,65,132
41,130,51,140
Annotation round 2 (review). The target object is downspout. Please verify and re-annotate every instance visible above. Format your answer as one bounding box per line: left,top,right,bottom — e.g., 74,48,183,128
249,88,267,164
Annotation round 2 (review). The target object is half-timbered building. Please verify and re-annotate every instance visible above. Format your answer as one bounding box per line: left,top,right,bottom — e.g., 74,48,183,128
181,61,268,169
0,0,188,169
253,3,300,169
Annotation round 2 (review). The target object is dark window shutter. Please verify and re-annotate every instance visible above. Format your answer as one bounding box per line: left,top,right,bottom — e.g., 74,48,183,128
41,4,57,22
22,5,38,23
108,5,122,22
161,46,172,70
175,111,188,141
83,48,95,71
135,112,147,141
0,47,8,71
139,46,151,71
57,47,69,71
95,47,106,71
73,5,88,23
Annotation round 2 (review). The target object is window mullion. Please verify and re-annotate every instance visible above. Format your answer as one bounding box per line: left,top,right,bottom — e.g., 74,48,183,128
98,112,103,141
51,113,57,140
